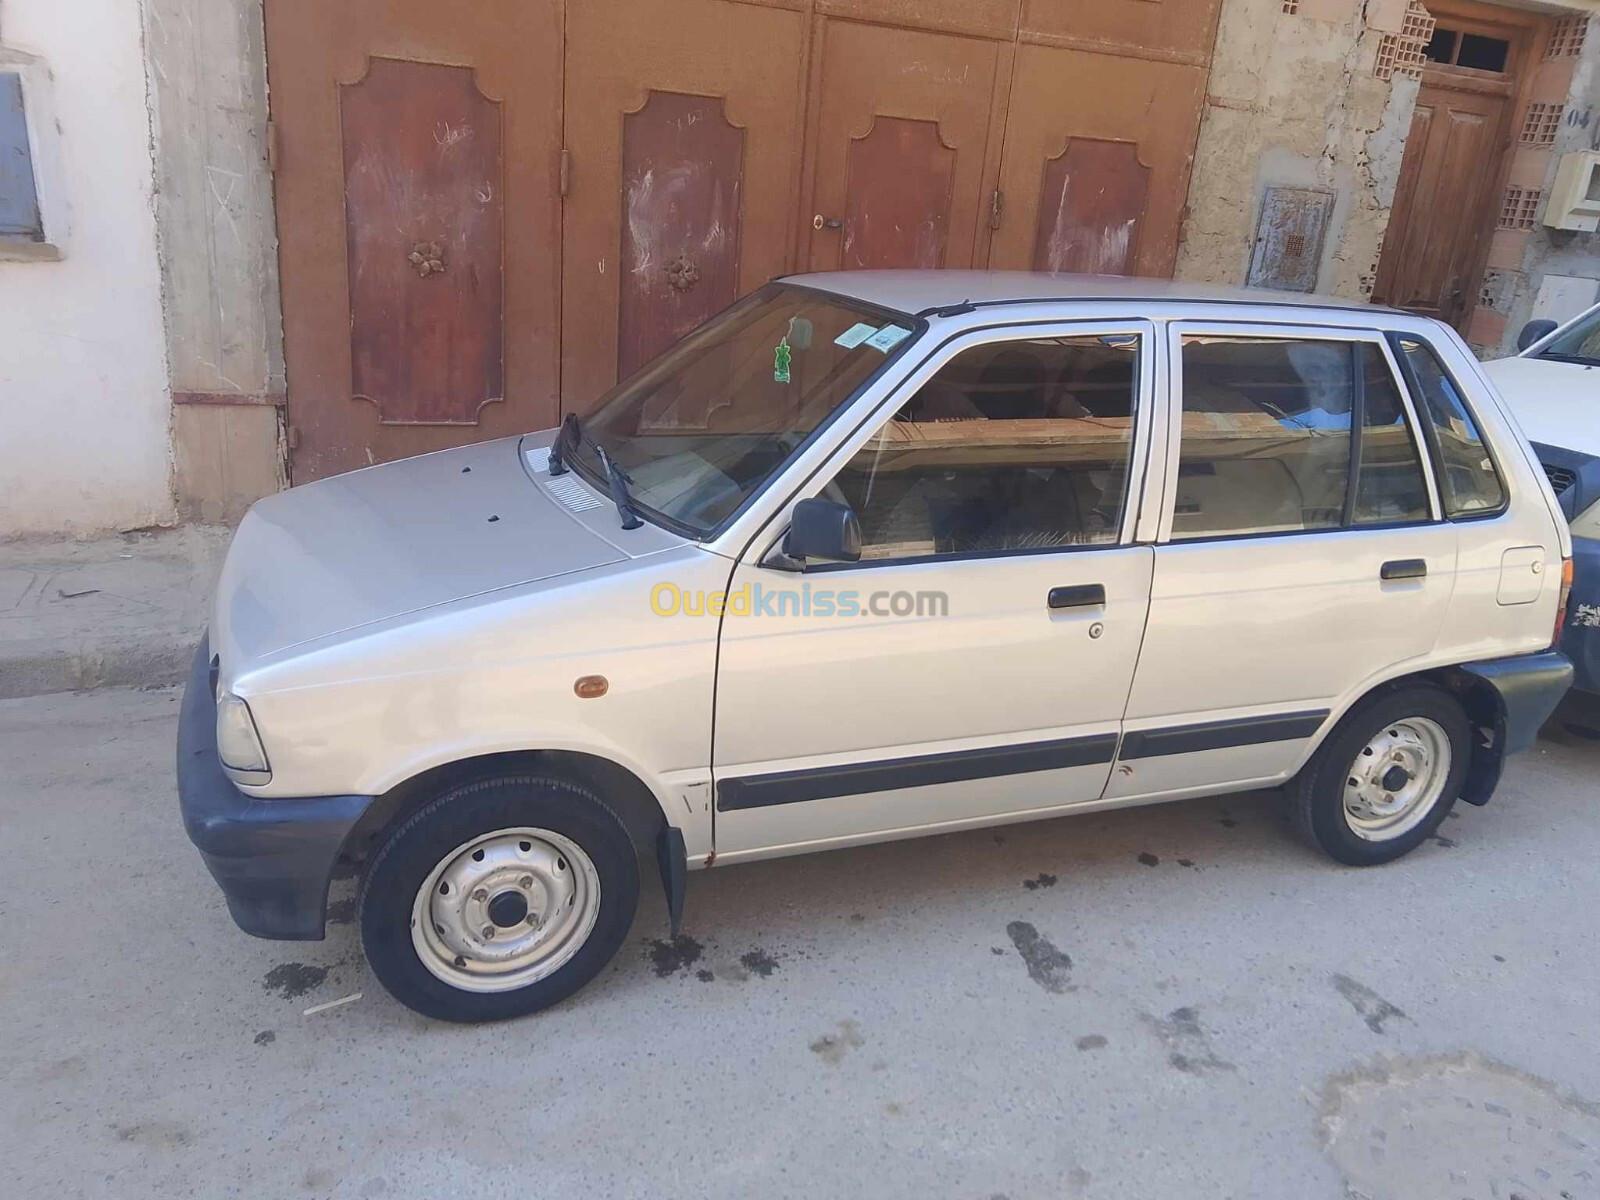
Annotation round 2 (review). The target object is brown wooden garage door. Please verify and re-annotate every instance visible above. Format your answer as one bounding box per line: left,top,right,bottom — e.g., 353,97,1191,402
265,0,1219,481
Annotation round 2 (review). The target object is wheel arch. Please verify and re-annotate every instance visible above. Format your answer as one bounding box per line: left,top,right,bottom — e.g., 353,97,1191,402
338,749,674,875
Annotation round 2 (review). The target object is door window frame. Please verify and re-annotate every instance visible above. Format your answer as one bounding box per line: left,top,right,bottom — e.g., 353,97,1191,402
1155,320,1445,545
1385,329,1510,522
742,317,1163,572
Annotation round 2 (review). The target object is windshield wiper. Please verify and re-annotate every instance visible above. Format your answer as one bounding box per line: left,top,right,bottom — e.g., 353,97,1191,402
1538,352,1600,368
595,445,643,530
547,412,580,476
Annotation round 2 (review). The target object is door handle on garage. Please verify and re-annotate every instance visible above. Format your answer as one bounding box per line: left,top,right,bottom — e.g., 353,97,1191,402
1048,584,1106,609
1380,559,1427,581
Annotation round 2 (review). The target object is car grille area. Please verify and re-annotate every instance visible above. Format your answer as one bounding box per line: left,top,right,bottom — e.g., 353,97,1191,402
1543,462,1577,496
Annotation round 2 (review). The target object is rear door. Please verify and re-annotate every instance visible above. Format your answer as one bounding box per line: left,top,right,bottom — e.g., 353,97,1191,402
1110,322,1458,801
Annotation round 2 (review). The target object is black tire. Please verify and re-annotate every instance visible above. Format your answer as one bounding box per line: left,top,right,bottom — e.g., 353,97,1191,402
359,773,639,1022
1289,686,1471,866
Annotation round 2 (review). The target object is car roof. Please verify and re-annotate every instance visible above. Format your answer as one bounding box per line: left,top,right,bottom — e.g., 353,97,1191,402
782,269,1406,320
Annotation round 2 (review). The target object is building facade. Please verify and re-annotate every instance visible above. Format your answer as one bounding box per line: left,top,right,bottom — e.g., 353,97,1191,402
1,0,1597,534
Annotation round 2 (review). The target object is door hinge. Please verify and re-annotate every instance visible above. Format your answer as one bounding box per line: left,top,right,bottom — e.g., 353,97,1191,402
266,120,280,174
559,148,572,198
989,188,1004,230
286,424,301,451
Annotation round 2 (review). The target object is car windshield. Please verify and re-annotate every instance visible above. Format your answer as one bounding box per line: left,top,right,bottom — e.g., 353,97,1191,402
566,283,919,538
1535,306,1600,366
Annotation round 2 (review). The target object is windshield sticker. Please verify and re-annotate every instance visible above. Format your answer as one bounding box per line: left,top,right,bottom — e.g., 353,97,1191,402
863,324,912,353
834,322,879,349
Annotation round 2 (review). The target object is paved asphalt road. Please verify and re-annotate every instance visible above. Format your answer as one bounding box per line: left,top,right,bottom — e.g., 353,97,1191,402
4,686,1599,1199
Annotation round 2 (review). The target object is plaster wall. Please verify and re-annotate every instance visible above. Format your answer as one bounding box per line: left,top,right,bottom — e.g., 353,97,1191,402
0,0,174,536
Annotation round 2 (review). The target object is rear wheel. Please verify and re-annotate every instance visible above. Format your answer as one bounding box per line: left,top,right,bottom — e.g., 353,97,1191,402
1290,686,1470,866
360,774,639,1022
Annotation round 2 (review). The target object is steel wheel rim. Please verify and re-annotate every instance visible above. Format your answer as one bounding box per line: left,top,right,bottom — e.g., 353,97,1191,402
1342,716,1451,841
410,827,601,994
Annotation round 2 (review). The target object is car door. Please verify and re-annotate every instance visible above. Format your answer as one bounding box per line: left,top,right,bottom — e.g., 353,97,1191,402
711,320,1159,860
1108,321,1459,801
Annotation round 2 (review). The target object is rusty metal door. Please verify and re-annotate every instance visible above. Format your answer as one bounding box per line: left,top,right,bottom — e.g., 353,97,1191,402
1372,82,1510,330
802,19,1009,273
264,0,564,481
559,0,807,413
987,33,1213,277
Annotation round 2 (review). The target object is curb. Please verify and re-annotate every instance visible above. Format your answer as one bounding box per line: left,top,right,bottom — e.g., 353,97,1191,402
0,637,195,701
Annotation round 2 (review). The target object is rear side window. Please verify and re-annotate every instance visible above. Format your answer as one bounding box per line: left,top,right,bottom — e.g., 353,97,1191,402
1393,337,1507,518
1171,335,1433,540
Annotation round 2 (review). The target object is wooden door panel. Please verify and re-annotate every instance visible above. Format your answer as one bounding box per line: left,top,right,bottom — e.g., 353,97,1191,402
805,20,1004,272
616,92,745,381
562,0,804,412
1373,84,1506,327
342,59,504,426
1021,0,1223,63
991,44,1206,277
264,0,564,481
842,118,957,269
1032,139,1151,274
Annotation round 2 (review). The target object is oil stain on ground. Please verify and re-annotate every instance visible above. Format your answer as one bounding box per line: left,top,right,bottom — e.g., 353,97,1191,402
1144,1005,1235,1074
1023,873,1058,891
262,962,328,1000
1006,920,1073,994
809,1019,865,1066
739,948,779,978
646,934,704,978
1331,973,1410,1034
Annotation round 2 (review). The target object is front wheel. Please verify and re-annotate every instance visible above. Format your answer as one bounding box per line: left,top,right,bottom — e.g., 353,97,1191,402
360,774,639,1022
1289,686,1471,866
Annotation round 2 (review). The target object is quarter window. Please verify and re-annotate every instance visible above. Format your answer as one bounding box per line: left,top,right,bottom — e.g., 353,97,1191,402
1395,337,1507,517
1172,336,1433,540
830,334,1141,561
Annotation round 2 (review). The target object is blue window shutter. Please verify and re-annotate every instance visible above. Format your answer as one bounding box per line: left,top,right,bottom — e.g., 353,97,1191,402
0,71,44,241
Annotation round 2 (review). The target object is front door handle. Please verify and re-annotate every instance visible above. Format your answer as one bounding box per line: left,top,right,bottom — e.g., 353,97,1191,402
1381,559,1427,581
1048,584,1106,609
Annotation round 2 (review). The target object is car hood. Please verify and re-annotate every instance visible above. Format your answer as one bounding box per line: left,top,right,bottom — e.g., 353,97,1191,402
1482,356,1600,459
213,436,641,666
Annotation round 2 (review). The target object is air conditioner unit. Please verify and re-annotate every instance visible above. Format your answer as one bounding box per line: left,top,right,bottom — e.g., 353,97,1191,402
1544,150,1600,233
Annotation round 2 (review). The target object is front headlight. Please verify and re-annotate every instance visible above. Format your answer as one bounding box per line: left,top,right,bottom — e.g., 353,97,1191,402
216,694,271,780
1573,496,1600,541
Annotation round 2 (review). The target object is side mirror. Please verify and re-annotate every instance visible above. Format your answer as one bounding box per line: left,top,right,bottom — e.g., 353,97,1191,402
784,498,861,563
1517,319,1558,352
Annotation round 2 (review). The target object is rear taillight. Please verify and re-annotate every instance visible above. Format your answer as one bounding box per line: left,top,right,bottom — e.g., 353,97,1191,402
1553,556,1574,646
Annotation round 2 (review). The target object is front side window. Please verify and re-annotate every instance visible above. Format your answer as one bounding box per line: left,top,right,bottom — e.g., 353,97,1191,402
1171,335,1432,541
1395,336,1506,518
828,333,1141,561
568,284,919,537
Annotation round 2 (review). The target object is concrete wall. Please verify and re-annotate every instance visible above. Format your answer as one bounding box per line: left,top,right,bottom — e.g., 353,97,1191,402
1494,11,1600,355
1177,0,1418,302
0,0,174,536
144,0,285,523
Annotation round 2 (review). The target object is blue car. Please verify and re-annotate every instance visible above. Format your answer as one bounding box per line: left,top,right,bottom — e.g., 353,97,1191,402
1486,302,1600,699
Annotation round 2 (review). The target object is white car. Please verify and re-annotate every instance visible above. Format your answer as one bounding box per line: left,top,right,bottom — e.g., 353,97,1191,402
180,272,1574,1022
1485,303,1600,700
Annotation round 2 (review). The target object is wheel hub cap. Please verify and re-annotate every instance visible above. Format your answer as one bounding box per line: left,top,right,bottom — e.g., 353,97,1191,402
1343,717,1451,841
410,828,601,994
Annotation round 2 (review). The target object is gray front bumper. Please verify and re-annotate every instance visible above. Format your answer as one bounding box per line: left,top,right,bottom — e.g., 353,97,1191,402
177,636,374,940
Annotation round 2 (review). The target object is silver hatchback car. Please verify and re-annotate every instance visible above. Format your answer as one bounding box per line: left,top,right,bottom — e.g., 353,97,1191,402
180,272,1573,1022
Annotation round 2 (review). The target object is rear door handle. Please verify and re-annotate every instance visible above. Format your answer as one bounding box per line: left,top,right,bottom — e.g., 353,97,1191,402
1381,558,1427,581
1048,584,1106,609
